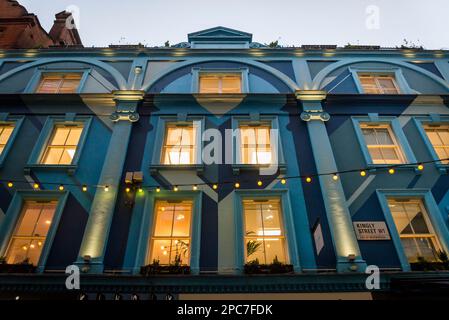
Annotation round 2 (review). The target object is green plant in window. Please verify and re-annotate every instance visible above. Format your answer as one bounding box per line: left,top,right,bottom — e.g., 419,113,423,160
246,231,262,259
152,259,160,267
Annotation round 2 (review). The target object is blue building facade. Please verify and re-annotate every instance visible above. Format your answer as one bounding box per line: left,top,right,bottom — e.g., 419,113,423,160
0,27,449,299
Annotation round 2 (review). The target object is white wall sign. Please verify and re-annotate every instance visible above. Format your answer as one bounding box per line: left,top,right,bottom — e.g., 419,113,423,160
313,223,324,255
353,222,391,240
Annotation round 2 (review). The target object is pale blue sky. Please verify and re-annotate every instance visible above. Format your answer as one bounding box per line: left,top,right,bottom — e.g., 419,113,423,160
20,0,449,49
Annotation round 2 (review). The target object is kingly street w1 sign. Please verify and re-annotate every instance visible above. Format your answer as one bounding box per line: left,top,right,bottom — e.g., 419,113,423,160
353,222,391,240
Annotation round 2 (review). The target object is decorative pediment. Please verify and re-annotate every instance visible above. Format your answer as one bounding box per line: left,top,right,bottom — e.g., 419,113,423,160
188,27,252,48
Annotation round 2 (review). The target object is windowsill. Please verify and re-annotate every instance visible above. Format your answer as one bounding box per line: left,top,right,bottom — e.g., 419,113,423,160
193,93,246,103
434,163,449,174
366,164,422,174
232,163,287,175
24,164,78,176
150,164,205,175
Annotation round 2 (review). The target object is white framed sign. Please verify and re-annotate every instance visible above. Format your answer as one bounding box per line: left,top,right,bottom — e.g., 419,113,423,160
353,221,391,240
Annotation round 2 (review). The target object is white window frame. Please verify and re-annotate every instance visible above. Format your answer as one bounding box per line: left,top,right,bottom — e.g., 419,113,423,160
349,67,416,94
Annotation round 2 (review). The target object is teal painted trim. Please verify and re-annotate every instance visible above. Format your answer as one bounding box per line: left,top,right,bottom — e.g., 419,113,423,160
191,67,249,93
0,190,69,273
150,116,205,166
23,67,92,93
128,57,148,89
314,58,449,92
233,190,302,273
230,115,286,166
305,115,366,272
349,66,416,94
140,58,299,92
351,116,417,167
376,189,449,271
413,116,449,172
132,190,203,274
26,116,93,170
0,58,127,90
0,116,24,167
76,120,134,272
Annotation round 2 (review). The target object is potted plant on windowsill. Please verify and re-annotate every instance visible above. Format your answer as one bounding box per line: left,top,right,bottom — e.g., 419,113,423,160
0,257,36,274
410,251,449,271
244,256,294,275
243,234,293,274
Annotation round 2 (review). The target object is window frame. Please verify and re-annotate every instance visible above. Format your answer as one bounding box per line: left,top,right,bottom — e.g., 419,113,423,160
26,115,92,174
148,199,194,266
376,189,449,271
150,116,205,173
349,67,415,95
191,67,249,94
352,115,417,168
413,116,449,173
0,191,69,273
133,190,202,274
231,115,286,174
24,67,91,94
233,190,301,273
0,114,24,168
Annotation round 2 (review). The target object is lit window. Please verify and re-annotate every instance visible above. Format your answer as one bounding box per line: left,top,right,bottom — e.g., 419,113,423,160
388,199,441,262
423,125,449,164
5,201,57,265
0,124,14,155
239,124,272,165
149,200,192,265
243,199,287,264
199,73,242,93
360,124,405,164
358,74,400,94
162,123,197,165
36,73,82,94
41,125,83,165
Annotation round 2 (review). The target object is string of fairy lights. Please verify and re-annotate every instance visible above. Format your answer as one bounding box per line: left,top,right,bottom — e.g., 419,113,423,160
2,157,448,193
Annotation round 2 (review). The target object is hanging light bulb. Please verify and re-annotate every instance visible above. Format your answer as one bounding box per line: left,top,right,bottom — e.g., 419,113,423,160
192,185,198,191
82,185,88,192
104,185,109,192
59,185,64,191
280,179,286,185
234,182,240,189
332,174,339,181
125,187,131,193
417,164,424,171
306,177,312,183
212,184,218,190
33,183,39,190
360,170,367,177
156,186,161,193
257,180,263,187
173,186,179,192
7,182,13,188
388,168,395,175
138,188,143,193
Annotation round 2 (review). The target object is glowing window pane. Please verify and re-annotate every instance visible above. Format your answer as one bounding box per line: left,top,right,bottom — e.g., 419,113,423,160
199,74,241,94
243,199,287,264
6,201,57,265
361,124,405,164
424,126,449,164
36,73,82,94
41,125,83,165
358,74,399,94
149,200,192,265
388,198,440,262
162,124,196,165
239,125,273,165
